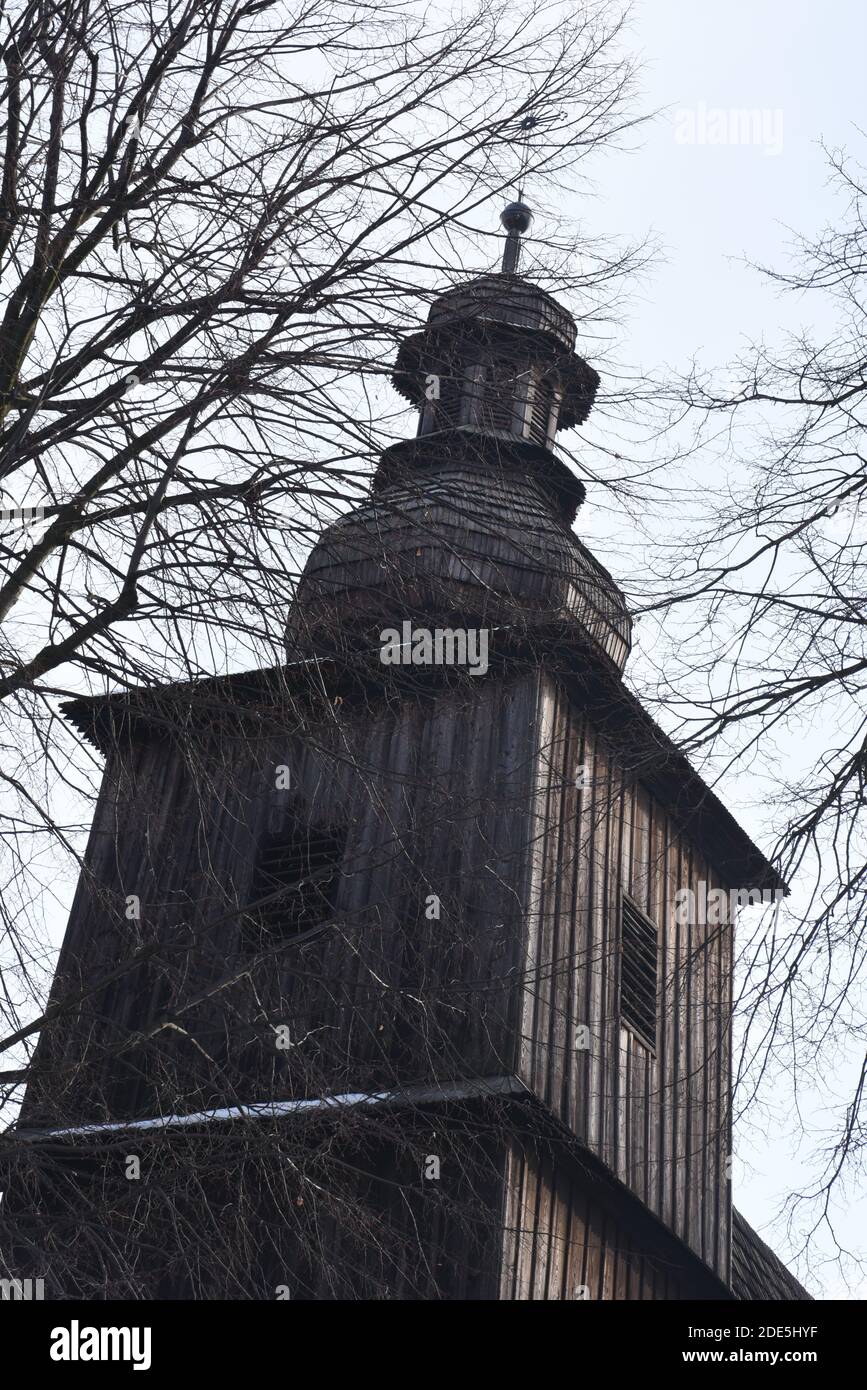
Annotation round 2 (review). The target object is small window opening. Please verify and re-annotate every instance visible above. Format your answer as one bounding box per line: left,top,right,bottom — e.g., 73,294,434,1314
620,893,658,1050
243,819,346,946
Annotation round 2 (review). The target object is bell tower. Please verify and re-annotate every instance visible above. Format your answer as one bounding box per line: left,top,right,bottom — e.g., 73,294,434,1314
5,207,808,1303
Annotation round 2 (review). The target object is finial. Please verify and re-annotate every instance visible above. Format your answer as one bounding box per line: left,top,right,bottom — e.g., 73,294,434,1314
500,200,533,275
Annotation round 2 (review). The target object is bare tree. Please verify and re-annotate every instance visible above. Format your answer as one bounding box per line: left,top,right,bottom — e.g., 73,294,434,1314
638,140,867,1280
0,0,646,1005
0,0,651,1299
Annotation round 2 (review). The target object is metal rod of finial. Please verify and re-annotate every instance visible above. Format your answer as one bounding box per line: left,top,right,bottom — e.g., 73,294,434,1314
500,201,533,275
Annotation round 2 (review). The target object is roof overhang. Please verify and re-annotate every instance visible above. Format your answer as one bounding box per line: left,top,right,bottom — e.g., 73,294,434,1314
60,644,785,895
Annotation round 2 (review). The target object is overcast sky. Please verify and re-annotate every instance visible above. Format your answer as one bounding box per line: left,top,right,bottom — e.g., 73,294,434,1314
567,0,867,1299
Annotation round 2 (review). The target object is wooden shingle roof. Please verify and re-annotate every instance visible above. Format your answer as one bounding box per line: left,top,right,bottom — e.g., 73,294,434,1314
731,1209,813,1301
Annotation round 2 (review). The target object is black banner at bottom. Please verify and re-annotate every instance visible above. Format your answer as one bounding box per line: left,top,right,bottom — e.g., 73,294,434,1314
0,1296,857,1377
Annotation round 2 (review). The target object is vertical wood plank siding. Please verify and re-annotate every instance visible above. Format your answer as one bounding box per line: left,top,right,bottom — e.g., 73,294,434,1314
28,665,734,1291
26,674,540,1125
500,1142,693,1300
519,674,733,1283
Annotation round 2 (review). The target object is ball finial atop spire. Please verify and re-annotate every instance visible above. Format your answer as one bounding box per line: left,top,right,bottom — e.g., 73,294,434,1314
500,200,533,274
500,201,533,234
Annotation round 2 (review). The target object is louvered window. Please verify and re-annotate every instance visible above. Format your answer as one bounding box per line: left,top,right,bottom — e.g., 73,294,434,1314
432,372,463,427
419,370,463,434
528,374,555,446
243,821,345,945
478,358,524,433
620,894,658,1050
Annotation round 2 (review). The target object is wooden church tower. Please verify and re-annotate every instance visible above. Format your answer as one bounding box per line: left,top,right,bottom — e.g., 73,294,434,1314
2,205,810,1301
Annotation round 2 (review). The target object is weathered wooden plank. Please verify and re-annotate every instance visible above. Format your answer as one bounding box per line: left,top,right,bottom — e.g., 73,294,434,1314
533,1155,554,1298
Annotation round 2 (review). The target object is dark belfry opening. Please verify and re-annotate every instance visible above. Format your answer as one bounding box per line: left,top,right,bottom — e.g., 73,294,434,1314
417,352,560,447
419,366,464,433
242,818,346,947
476,357,529,435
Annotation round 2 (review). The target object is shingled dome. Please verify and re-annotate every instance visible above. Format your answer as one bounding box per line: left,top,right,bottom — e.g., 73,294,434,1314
288,255,630,672
288,453,632,671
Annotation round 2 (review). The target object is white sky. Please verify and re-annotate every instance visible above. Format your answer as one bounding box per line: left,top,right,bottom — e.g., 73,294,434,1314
570,0,867,1298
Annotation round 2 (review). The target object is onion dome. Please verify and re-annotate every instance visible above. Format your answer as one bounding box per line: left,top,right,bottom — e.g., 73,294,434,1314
287,205,632,675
